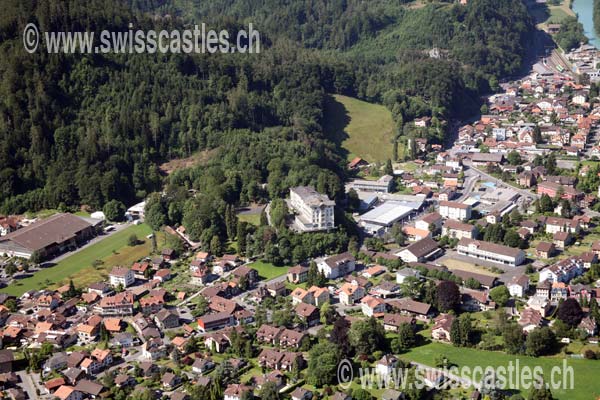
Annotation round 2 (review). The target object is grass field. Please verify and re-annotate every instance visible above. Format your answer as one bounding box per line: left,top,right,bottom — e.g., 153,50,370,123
248,260,289,280
404,342,600,399
1,224,155,296
238,213,261,226
323,94,396,164
440,258,499,277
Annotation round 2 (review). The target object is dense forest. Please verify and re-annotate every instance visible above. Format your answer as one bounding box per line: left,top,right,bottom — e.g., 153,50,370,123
595,0,600,36
0,0,533,223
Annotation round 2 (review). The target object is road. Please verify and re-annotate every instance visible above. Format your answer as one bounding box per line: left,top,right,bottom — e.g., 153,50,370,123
17,370,43,400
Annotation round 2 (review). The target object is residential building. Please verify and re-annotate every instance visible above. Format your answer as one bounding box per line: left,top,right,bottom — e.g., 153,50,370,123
109,267,135,288
442,219,477,240
316,252,355,279
396,237,441,263
439,201,472,221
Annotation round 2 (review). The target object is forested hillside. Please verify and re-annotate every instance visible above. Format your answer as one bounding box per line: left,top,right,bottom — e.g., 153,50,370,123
0,0,533,218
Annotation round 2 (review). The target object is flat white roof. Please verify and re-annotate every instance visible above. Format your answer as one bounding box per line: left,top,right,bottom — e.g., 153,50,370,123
359,201,415,226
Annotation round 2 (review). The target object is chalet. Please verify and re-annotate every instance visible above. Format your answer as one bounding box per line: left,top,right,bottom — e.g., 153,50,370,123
382,313,415,332
155,308,179,329
388,298,433,321
536,242,556,259
431,314,455,342
295,303,320,327
287,265,309,284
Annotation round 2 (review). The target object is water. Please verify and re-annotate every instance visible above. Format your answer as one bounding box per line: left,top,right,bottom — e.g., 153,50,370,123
572,0,600,47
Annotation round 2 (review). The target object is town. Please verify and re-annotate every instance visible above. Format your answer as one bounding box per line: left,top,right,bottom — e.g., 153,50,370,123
3,1,600,400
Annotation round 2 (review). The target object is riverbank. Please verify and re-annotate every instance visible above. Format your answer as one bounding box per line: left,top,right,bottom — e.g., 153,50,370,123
572,0,600,47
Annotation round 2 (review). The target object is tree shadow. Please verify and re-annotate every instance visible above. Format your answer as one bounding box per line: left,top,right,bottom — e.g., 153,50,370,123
322,94,351,161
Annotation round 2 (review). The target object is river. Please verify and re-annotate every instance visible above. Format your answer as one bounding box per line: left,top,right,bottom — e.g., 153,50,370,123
572,0,600,47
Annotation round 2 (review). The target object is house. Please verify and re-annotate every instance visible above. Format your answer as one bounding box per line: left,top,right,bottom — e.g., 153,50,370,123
279,329,307,348
131,262,150,279
94,292,134,316
204,331,231,353
231,266,259,286
291,387,314,400
442,219,477,240
396,268,420,284
415,212,443,232
154,268,171,282
316,252,356,279
382,313,415,332
162,248,176,261
161,372,181,389
457,238,525,267
224,384,253,400
197,312,234,332
439,201,472,221
382,389,403,400
295,303,320,327
362,265,385,278
74,380,103,398
553,231,572,249
155,308,179,329
192,358,215,375
461,289,494,312
0,350,14,373
141,338,167,360
80,358,101,375
257,325,283,345
361,295,387,317
388,298,433,321
519,308,543,333
396,237,441,263
287,265,309,284
537,182,583,201
518,171,537,188
431,314,455,342
579,317,597,336
339,282,365,305
289,186,335,232
536,242,556,259
539,257,584,283
266,281,287,297
90,348,112,368
54,386,82,400
508,275,530,297
109,267,135,288
139,296,165,315
376,354,398,377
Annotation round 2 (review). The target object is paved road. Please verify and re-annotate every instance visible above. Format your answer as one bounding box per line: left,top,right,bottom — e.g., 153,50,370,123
456,169,480,202
17,371,42,400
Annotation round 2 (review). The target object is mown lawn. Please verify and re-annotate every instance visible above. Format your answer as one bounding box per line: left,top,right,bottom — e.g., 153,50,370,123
404,342,600,399
323,94,396,164
248,261,289,280
238,213,261,226
1,224,155,296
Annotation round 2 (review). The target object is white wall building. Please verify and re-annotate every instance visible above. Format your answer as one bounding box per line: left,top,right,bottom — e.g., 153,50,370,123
109,267,135,288
289,187,335,232
439,201,472,221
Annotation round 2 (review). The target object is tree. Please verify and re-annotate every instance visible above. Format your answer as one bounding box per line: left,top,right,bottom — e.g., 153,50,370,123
451,314,473,347
260,381,280,400
210,235,223,256
503,323,525,354
349,317,386,355
351,388,373,400
384,159,394,176
539,194,554,213
5,263,17,276
557,298,584,327
306,261,319,287
307,341,341,387
525,327,556,357
436,281,460,312
507,151,522,166
330,316,352,357
391,323,417,352
528,386,554,400
127,234,139,246
489,285,510,307
503,230,522,248
103,199,126,221
145,195,167,231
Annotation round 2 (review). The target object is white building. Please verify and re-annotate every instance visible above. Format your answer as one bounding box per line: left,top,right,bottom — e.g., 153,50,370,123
109,267,135,288
442,219,477,240
508,275,529,297
358,200,422,236
456,238,525,267
316,252,356,279
439,201,471,221
396,237,441,263
289,187,335,232
348,175,394,193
